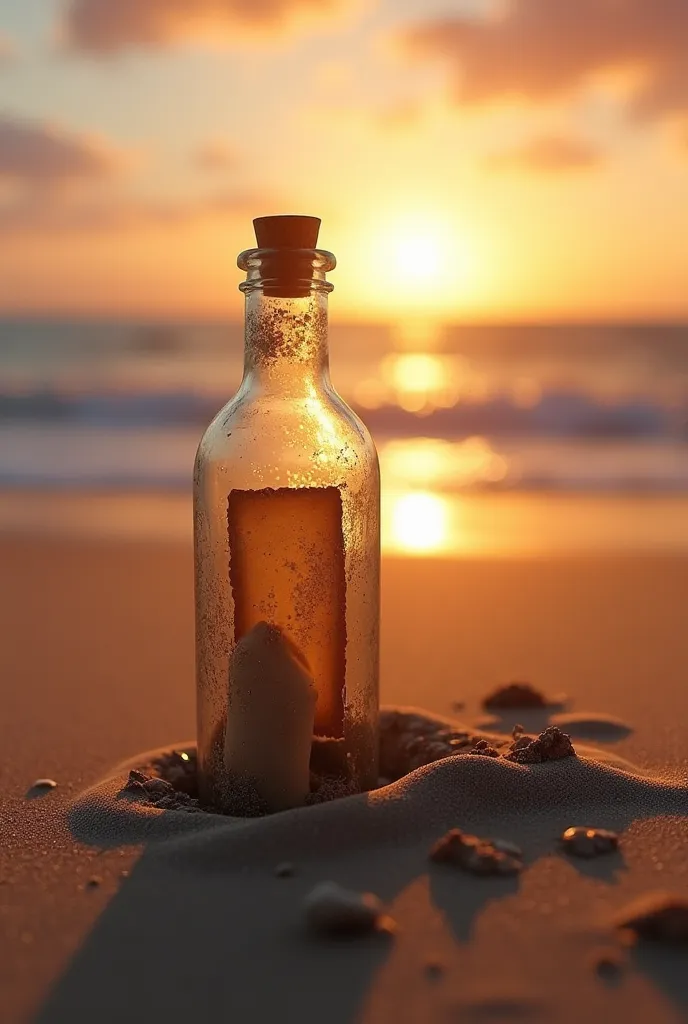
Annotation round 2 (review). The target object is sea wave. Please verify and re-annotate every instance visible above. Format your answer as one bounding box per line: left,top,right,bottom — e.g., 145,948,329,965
0,384,685,440
2,423,688,492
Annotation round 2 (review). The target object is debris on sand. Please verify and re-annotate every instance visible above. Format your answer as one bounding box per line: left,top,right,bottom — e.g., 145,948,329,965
615,892,688,943
304,882,394,937
482,682,550,710
505,726,576,764
429,828,523,876
466,739,500,758
378,708,510,780
560,826,619,858
142,776,174,799
121,769,201,811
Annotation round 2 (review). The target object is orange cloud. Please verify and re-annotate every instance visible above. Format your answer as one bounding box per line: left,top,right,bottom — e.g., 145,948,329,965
195,137,239,172
0,188,275,235
62,0,344,52
402,0,688,122
375,99,422,132
0,33,17,62
485,134,603,173
0,114,136,186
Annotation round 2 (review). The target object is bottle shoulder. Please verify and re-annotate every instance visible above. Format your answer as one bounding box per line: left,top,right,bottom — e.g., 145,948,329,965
194,384,378,491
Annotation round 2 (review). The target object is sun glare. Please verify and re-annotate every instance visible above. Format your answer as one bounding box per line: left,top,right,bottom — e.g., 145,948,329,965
342,210,474,316
381,218,455,292
393,234,442,282
387,491,450,554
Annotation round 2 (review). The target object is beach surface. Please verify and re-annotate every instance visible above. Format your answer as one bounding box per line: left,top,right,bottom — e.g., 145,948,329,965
2,515,688,1023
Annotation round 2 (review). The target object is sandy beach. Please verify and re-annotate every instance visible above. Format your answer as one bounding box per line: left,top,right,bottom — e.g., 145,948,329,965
3,518,688,1023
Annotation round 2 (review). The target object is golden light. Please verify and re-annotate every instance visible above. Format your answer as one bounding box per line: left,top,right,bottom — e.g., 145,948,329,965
385,353,446,394
380,437,509,489
382,439,454,487
381,353,462,412
387,491,449,554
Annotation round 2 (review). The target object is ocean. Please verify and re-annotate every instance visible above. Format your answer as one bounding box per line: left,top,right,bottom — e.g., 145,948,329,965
2,318,688,494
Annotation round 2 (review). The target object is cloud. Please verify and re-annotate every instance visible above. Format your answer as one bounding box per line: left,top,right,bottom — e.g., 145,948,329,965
485,134,603,173
0,33,18,63
0,115,136,186
401,0,688,122
0,188,275,236
375,99,422,132
61,0,344,53
194,137,239,172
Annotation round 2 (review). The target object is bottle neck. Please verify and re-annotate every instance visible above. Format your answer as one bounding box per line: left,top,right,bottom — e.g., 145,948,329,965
238,245,335,396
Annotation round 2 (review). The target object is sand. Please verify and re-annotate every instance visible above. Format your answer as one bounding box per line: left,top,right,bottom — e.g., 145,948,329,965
3,532,688,1023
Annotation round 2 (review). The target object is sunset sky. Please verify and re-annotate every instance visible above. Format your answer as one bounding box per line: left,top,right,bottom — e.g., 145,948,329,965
0,0,687,320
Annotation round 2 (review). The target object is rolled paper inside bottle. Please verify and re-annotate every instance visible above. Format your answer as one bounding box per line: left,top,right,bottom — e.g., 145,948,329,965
227,486,347,737
224,621,316,811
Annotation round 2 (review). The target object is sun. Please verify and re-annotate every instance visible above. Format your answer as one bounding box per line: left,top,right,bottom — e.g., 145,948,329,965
393,233,443,282
366,212,472,313
332,207,480,317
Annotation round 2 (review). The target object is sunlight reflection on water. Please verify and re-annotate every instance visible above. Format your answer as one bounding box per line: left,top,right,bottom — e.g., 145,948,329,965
379,436,508,490
386,491,450,554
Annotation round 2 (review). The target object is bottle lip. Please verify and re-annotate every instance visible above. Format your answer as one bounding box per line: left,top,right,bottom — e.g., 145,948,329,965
238,247,336,272
238,247,336,297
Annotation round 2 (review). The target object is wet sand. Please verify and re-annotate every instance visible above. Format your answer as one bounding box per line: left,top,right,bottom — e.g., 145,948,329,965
2,532,688,1022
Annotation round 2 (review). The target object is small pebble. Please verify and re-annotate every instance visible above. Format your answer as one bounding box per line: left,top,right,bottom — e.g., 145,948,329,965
275,862,295,878
615,892,688,943
491,838,523,858
467,739,500,758
304,882,392,937
125,769,148,786
430,829,523,876
561,826,619,858
122,770,149,797
142,777,174,798
30,778,57,791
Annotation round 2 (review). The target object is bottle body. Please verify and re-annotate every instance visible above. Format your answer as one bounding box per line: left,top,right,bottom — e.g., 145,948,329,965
194,265,379,810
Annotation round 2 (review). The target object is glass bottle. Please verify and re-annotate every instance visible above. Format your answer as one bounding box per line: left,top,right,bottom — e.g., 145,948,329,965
193,215,380,812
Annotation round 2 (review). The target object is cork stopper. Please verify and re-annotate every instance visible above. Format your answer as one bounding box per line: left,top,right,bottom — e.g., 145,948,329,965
248,215,324,298
253,215,321,250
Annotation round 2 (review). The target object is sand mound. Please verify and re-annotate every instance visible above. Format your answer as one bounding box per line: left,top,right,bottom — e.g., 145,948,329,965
69,707,685,866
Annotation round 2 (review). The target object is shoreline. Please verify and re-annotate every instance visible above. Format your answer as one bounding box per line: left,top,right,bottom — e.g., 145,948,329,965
3,488,688,556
